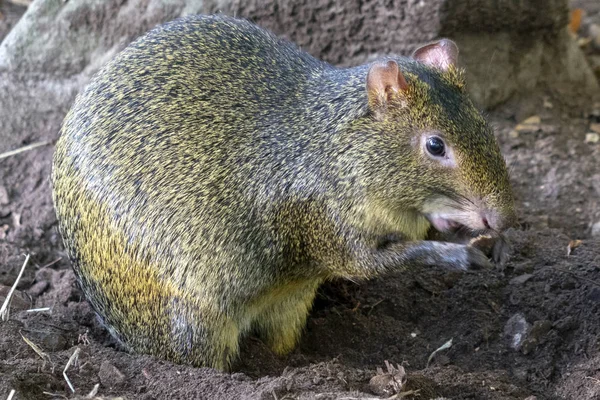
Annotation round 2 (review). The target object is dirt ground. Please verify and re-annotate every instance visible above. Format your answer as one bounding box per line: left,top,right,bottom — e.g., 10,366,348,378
2,3,600,400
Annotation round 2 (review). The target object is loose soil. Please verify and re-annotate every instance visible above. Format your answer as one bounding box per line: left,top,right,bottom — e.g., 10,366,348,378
2,3,600,400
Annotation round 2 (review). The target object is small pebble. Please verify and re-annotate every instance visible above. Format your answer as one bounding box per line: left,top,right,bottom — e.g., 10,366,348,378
0,224,8,240
510,274,533,285
514,262,534,274
504,313,530,351
0,186,8,205
521,337,538,355
0,286,31,311
591,221,600,238
554,316,577,332
37,331,69,351
369,362,406,397
590,23,600,50
522,115,541,125
514,116,541,133
587,287,600,303
530,320,552,340
585,133,599,143
99,361,126,388
26,280,49,297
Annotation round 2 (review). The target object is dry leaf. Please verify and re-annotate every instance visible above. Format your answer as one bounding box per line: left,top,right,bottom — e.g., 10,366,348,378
515,116,541,133
569,9,583,35
522,116,541,125
369,361,407,397
567,240,582,256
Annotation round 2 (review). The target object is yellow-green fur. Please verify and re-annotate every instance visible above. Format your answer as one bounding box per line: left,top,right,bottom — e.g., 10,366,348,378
52,15,515,369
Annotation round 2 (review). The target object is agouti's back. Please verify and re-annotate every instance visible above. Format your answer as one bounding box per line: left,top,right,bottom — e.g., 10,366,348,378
52,14,516,369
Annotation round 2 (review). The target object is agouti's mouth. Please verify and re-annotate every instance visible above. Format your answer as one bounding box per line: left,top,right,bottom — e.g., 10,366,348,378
427,215,464,233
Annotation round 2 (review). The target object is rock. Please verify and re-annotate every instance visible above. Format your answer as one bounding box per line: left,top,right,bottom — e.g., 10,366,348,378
504,313,531,351
26,280,49,297
98,360,126,388
37,331,69,351
0,186,8,205
514,261,535,275
520,338,538,355
522,116,542,125
590,23,600,51
514,116,541,133
516,319,552,355
0,225,9,240
369,361,406,397
554,316,578,332
585,133,600,143
510,274,533,285
587,287,600,303
0,1,26,43
0,285,31,312
0,0,597,151
591,221,600,238
0,0,597,255
530,320,552,340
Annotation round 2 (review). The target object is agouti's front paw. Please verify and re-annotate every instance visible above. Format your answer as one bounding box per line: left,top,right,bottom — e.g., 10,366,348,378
429,242,492,271
464,245,494,270
469,234,511,267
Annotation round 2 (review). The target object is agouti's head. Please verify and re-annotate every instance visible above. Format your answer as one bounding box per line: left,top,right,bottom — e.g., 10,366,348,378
359,39,516,236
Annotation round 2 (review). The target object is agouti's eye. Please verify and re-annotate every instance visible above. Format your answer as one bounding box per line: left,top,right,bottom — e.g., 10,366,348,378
426,136,446,157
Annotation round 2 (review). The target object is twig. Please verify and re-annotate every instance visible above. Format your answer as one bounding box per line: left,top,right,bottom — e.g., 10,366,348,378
0,254,30,321
0,141,52,160
63,347,81,393
552,266,600,287
6,0,33,5
42,392,67,399
39,257,62,269
367,299,385,316
585,376,600,385
26,307,52,313
86,383,100,398
387,389,421,399
7,390,15,400
426,338,453,368
21,334,51,363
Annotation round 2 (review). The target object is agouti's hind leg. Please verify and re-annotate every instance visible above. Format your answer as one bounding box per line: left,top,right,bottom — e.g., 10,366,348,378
254,280,321,355
168,304,241,370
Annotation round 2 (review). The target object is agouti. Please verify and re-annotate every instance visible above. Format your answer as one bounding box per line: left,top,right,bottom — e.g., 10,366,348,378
52,14,516,370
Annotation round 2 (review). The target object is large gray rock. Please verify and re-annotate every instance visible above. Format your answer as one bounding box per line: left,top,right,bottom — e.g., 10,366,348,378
1,0,598,152
0,0,597,251
0,1,27,43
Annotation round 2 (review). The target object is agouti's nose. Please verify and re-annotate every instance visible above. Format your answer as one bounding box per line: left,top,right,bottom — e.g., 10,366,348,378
482,216,491,229
483,209,518,232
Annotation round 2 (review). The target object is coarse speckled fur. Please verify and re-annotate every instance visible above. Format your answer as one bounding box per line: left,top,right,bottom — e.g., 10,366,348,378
51,14,516,370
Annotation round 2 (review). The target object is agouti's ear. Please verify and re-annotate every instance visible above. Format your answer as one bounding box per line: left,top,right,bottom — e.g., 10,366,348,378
412,39,458,71
366,60,408,110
